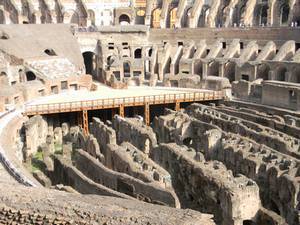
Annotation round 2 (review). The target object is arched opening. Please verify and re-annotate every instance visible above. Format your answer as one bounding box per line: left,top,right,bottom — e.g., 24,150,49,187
44,48,57,56
183,137,193,146
88,9,96,26
0,32,9,40
291,68,300,83
18,69,25,83
169,8,177,28
151,8,161,28
259,5,268,25
0,71,8,85
22,21,29,24
185,7,192,27
148,48,153,57
26,71,36,81
257,64,270,80
224,62,236,82
123,62,131,77
82,51,96,75
207,61,219,76
198,7,210,27
119,14,130,25
276,67,287,81
63,10,79,25
71,12,80,25
107,55,116,68
280,4,289,25
134,48,142,58
292,2,300,24
243,220,256,225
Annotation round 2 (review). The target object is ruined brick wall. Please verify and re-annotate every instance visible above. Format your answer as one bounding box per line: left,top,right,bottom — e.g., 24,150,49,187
151,143,261,225
52,155,131,199
112,115,157,154
75,149,180,208
24,115,48,158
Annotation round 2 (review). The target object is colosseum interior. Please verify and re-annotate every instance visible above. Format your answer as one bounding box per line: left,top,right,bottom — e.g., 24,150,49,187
0,0,299,224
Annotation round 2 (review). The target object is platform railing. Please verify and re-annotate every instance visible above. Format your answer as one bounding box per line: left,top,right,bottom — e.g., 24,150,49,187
25,90,224,115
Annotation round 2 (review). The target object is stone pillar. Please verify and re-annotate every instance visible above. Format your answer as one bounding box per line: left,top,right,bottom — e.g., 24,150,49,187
268,70,275,80
202,62,208,78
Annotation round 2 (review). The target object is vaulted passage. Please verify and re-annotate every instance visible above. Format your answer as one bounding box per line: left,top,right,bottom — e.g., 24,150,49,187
83,51,96,76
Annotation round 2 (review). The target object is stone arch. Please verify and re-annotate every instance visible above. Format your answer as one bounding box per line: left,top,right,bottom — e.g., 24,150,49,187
151,8,161,28
276,66,288,81
32,11,42,24
82,51,96,76
257,64,271,80
279,3,290,25
217,6,227,27
123,61,131,77
291,67,300,83
224,62,236,82
134,48,142,59
232,1,246,26
207,61,219,76
87,9,96,26
107,54,117,67
185,7,193,27
291,1,300,24
147,48,153,57
198,6,210,27
182,6,193,27
119,14,130,25
26,71,36,81
63,9,79,25
259,5,268,25
169,7,177,28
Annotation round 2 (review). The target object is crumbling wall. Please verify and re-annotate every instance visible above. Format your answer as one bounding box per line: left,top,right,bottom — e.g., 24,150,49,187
113,115,157,154
186,104,300,159
103,142,172,188
89,117,116,154
151,143,261,225
23,115,48,158
52,154,131,199
75,149,180,208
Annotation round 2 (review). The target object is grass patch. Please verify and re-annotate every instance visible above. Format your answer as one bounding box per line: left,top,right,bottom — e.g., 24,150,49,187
31,150,44,173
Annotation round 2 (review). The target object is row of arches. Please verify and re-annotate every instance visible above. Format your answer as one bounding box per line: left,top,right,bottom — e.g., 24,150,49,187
150,1,298,28
256,64,300,83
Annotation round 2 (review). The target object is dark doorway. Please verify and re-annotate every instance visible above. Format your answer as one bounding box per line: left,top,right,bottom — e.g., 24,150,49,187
82,51,95,76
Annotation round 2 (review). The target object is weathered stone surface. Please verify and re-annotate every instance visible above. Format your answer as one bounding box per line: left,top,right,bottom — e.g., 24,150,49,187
0,182,215,225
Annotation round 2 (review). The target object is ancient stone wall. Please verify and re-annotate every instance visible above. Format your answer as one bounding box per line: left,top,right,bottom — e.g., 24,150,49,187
75,149,180,207
52,154,131,199
186,104,300,159
89,117,117,154
112,115,157,154
151,143,261,225
23,115,48,158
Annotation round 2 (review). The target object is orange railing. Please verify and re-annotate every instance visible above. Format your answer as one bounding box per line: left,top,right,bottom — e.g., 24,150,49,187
25,90,223,115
